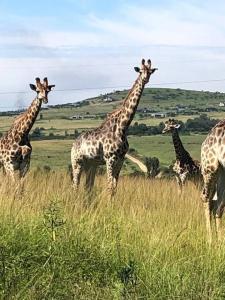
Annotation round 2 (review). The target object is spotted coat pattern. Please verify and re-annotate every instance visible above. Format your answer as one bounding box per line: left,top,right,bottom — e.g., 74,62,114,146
162,119,201,189
71,59,157,195
0,78,55,179
201,119,225,242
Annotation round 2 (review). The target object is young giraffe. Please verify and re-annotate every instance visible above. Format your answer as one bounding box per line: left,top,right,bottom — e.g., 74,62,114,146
162,119,201,189
0,78,55,179
71,59,157,195
201,119,225,242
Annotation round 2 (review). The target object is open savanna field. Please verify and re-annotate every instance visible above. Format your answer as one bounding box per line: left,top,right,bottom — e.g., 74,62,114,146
29,134,206,171
0,87,224,172
1,172,225,299
1,87,225,299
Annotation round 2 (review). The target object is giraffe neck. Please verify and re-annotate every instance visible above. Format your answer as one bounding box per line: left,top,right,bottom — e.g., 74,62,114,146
11,98,42,138
119,75,145,131
172,129,192,162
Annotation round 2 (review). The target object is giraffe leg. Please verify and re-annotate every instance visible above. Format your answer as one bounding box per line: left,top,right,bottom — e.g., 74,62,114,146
201,172,217,244
71,161,82,190
113,158,124,190
215,169,225,242
106,157,116,197
180,171,188,186
3,161,20,181
175,175,183,193
85,164,97,191
19,146,32,177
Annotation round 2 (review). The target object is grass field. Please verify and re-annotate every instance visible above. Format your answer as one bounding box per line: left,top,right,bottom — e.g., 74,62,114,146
29,134,206,171
0,88,225,298
0,172,225,299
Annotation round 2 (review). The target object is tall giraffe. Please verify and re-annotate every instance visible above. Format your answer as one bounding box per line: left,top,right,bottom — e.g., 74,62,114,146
162,119,201,189
0,77,55,179
71,59,157,195
201,119,225,242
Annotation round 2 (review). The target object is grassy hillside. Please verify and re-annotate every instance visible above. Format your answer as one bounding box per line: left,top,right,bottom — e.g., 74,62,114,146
0,173,225,299
0,87,223,171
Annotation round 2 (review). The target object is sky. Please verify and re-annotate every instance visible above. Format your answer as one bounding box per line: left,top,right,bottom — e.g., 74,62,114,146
0,0,225,110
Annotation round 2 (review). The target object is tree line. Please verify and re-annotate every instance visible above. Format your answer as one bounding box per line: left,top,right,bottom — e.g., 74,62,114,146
128,114,219,136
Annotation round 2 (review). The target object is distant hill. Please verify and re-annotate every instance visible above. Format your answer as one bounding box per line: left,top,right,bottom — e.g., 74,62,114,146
4,87,224,122
48,88,225,115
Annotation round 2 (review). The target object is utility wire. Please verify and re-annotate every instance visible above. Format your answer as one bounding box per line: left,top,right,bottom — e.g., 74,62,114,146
0,77,225,96
0,78,224,110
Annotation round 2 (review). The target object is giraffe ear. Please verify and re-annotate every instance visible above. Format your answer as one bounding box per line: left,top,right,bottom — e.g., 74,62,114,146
175,124,181,129
134,67,140,73
151,68,158,74
29,84,36,91
48,85,55,91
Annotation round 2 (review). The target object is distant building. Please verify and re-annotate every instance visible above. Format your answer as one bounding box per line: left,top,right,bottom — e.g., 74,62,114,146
150,112,168,118
83,114,96,119
69,115,83,120
103,96,114,102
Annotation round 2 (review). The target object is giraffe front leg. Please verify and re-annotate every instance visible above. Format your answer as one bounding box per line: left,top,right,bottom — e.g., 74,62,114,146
175,175,183,193
71,161,82,190
113,158,124,190
106,158,116,197
19,146,32,177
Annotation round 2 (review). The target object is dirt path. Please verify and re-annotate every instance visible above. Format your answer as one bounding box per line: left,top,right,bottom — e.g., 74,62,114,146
125,154,147,173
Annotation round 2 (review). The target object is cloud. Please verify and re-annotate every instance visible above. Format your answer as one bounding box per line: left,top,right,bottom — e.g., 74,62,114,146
0,0,225,110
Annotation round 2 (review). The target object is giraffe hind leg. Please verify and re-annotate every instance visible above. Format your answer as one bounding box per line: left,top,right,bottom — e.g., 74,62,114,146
201,172,217,244
85,164,97,192
215,168,225,241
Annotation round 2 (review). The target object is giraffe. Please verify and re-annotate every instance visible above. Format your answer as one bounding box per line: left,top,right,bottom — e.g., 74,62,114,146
201,119,225,242
71,59,157,195
162,119,201,189
0,77,55,179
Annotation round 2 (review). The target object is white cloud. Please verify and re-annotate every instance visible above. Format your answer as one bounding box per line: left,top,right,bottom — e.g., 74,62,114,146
1,1,225,110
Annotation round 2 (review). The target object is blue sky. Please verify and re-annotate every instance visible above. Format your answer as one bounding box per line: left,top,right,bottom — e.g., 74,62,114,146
0,0,225,110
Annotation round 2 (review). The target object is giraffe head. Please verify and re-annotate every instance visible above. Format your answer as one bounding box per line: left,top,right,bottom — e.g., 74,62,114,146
162,119,181,134
29,77,55,103
134,59,157,84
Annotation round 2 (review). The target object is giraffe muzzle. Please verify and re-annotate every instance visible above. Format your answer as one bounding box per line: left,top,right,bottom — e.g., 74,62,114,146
42,98,48,104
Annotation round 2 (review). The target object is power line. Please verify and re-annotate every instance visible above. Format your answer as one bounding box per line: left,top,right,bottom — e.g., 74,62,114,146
0,77,225,96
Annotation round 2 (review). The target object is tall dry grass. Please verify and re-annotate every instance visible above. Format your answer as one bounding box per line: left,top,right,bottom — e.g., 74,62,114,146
0,172,224,299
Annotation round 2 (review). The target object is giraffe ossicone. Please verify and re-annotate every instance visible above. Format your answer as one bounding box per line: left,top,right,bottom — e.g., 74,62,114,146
71,58,157,196
0,77,55,180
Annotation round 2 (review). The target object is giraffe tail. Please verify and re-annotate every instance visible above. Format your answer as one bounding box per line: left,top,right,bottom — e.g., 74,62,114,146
68,164,73,181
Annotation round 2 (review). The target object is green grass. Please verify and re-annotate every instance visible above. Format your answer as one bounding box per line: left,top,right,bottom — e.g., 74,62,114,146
128,134,206,165
0,173,225,299
30,134,206,171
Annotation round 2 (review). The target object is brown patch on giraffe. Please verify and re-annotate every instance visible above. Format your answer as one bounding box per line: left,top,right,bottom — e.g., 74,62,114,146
217,128,222,136
121,120,127,127
113,125,117,131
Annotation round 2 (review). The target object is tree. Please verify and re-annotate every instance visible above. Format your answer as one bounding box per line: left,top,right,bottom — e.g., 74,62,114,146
74,130,79,138
31,127,41,137
145,157,160,178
